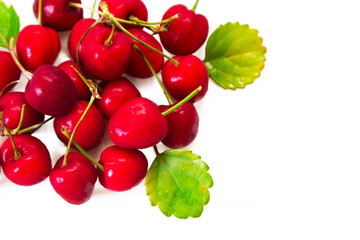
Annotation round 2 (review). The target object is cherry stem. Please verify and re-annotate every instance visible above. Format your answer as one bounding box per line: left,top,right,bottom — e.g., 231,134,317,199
105,24,115,47
132,44,174,105
38,0,43,25
161,86,202,116
153,145,160,157
16,116,54,135
128,13,181,26
11,104,25,135
61,128,104,171
70,65,101,98
90,0,97,18
192,0,200,11
62,96,96,167
0,119,21,160
0,80,23,98
9,37,33,80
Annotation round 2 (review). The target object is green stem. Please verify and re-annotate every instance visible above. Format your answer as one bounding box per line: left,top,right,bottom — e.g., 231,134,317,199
128,13,181,26
38,0,43,25
61,128,104,171
0,119,21,160
62,96,96,167
16,116,54,135
12,104,25,135
9,37,33,79
70,65,92,90
161,86,202,116
132,44,173,105
192,0,200,11
0,80,23,98
90,0,97,18
104,24,116,47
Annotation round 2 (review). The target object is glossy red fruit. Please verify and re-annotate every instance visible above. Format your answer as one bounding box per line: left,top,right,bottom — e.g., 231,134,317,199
58,60,91,101
0,92,44,132
33,0,83,31
54,100,105,151
78,26,131,81
159,4,208,55
68,18,99,60
25,65,77,116
108,97,168,149
0,134,52,186
50,152,97,205
159,102,199,148
99,0,148,29
98,145,148,191
16,25,60,73
0,51,21,94
162,55,208,102
94,77,141,119
125,29,164,78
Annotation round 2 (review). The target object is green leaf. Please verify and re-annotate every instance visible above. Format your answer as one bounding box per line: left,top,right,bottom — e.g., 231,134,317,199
204,22,266,90
145,149,213,219
0,1,20,48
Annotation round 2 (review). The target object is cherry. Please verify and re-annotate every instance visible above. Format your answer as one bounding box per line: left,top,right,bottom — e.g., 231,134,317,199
0,92,44,132
94,77,141,119
50,152,97,205
162,55,209,103
58,60,91,101
108,97,168,149
125,29,164,78
159,102,199,148
0,134,52,186
16,25,60,73
159,3,209,55
78,25,131,81
0,51,21,94
98,145,148,191
54,100,105,151
25,65,77,116
99,0,148,29
33,0,83,31
67,18,99,61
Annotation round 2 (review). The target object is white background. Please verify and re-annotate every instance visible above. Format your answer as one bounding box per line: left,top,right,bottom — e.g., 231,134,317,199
1,0,360,239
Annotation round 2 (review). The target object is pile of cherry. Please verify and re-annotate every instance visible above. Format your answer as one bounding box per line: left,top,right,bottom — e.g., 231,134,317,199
0,0,209,205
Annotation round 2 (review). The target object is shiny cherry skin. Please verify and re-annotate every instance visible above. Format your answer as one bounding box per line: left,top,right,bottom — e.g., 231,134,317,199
108,97,168,149
0,134,52,186
33,0,83,31
99,0,147,29
16,25,60,73
0,51,21,94
54,100,105,151
162,55,209,103
58,60,91,101
25,65,77,116
0,92,44,132
78,25,131,81
159,4,208,55
125,29,164,78
94,77,141,119
68,18,99,61
159,102,199,148
98,145,148,191
50,152,97,205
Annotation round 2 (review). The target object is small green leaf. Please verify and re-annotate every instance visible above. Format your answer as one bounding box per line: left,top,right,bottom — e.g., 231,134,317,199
0,1,20,48
204,22,266,90
145,149,213,219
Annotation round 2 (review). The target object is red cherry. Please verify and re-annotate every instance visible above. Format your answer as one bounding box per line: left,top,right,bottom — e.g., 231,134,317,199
58,60,91,101
99,0,148,29
16,25,60,73
108,97,168,149
78,25,131,81
50,152,97,205
125,29,164,78
25,65,77,116
159,102,199,148
33,0,83,31
0,134,52,186
159,4,209,55
162,55,209,102
0,92,44,132
68,18,99,61
0,51,21,94
54,100,105,151
98,145,148,191
94,77,141,119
